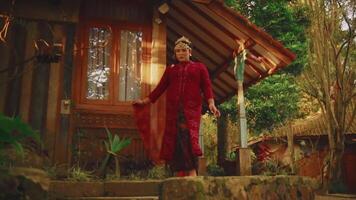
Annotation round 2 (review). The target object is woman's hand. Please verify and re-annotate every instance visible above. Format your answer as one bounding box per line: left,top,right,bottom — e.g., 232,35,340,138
132,97,150,106
208,98,221,117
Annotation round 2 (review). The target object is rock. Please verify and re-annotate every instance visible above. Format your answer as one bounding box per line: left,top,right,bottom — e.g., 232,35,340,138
160,176,320,200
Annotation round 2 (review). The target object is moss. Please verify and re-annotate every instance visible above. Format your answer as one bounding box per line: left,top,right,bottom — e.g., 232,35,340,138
245,177,265,192
189,180,205,200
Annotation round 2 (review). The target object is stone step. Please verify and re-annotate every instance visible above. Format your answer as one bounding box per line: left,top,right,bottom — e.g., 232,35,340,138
49,180,161,199
61,197,158,200
315,194,356,200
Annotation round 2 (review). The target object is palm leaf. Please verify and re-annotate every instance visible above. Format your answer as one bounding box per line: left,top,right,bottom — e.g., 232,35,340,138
12,142,24,157
105,127,113,147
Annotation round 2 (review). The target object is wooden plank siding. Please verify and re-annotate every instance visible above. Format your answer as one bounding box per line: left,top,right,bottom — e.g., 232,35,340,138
19,22,37,122
0,19,79,164
4,23,27,117
0,25,12,113
29,22,52,137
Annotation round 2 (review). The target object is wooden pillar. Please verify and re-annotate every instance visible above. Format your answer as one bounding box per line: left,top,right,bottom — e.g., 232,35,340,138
236,148,252,175
54,24,76,165
217,112,228,166
287,123,295,174
149,9,166,163
234,47,251,175
46,24,66,162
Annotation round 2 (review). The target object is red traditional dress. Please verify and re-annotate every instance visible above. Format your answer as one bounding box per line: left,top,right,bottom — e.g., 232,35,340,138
134,61,214,171
149,60,213,158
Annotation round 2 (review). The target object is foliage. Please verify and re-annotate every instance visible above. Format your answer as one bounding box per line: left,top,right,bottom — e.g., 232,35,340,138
220,74,301,134
257,157,293,176
220,0,309,134
67,165,94,182
206,164,225,176
298,0,355,191
201,114,218,165
147,165,169,180
225,0,309,75
98,128,131,178
0,113,41,168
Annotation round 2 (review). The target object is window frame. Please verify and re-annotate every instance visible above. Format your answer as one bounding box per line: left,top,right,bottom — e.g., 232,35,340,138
74,20,151,113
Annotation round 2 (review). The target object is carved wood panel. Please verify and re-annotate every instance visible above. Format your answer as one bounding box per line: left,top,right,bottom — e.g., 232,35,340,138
73,111,137,129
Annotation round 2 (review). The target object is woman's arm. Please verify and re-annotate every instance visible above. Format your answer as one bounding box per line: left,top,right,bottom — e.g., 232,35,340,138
200,63,220,117
133,67,170,106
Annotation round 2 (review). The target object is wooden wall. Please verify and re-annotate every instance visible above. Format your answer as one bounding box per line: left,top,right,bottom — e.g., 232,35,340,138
0,19,76,164
0,0,166,168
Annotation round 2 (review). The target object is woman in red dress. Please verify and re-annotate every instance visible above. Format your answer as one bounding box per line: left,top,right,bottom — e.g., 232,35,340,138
134,36,220,177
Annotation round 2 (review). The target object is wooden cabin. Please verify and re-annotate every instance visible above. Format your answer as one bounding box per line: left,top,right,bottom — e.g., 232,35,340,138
248,112,356,193
0,0,295,168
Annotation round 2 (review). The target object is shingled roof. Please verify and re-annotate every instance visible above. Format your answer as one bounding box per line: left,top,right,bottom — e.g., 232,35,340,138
248,112,356,145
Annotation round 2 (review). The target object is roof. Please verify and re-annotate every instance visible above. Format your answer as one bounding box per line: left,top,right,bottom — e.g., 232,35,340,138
166,0,296,103
248,112,356,145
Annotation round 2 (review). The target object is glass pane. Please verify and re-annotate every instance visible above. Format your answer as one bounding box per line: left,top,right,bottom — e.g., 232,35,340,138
118,30,142,101
86,27,112,100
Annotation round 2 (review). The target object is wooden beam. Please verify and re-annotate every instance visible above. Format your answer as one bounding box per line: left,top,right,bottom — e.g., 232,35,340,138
207,1,296,65
170,2,233,53
185,0,242,41
167,28,220,67
211,39,255,80
192,0,213,4
246,60,266,76
213,80,230,95
167,16,228,61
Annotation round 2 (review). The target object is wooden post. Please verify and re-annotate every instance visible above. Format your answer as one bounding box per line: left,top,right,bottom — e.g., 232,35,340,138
287,123,295,174
217,113,228,167
234,44,251,175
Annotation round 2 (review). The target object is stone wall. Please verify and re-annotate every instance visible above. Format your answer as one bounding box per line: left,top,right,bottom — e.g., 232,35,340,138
160,176,319,200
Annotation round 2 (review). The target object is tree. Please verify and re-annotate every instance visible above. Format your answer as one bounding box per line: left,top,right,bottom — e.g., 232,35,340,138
299,0,356,192
220,74,301,134
225,0,309,75
220,0,308,135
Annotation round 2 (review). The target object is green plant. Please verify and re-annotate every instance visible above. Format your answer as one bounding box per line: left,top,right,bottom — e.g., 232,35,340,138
226,151,236,161
98,128,131,178
260,157,292,176
207,164,225,176
0,113,41,168
68,165,94,182
147,165,169,180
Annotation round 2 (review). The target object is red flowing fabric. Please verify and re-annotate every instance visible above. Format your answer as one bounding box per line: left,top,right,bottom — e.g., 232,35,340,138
133,104,162,164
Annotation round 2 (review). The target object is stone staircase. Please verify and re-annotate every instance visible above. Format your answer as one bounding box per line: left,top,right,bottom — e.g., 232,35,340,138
49,180,161,200
62,197,158,200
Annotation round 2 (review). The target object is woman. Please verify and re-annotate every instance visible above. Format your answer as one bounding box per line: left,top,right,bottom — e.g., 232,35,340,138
133,36,220,177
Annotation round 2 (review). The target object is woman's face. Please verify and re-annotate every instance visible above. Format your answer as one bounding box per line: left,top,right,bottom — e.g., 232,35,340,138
174,48,191,62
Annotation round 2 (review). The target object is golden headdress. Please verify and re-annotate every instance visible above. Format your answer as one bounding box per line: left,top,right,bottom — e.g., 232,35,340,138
174,36,192,50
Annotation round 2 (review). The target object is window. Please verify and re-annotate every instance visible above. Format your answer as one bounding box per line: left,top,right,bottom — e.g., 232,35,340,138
76,22,150,109
118,30,143,101
87,27,112,100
